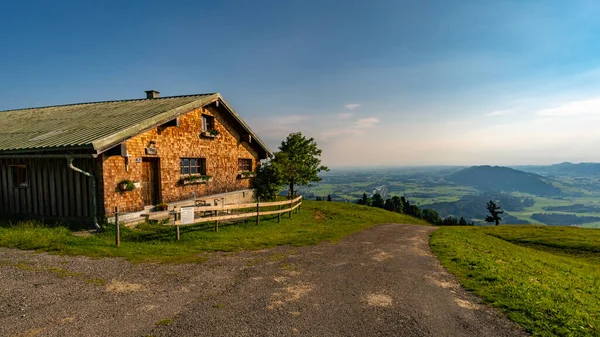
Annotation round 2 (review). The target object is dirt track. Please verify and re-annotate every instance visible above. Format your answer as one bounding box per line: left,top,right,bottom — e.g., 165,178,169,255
0,224,527,336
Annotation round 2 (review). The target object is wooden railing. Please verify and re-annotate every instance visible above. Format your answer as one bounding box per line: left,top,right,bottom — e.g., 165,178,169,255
172,196,302,237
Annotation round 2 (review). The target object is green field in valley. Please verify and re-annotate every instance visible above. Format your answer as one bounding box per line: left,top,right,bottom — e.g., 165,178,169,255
431,225,600,336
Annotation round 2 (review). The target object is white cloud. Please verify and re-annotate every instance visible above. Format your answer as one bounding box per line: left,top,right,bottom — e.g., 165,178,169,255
354,117,380,129
486,109,513,116
344,103,361,110
537,97,600,117
337,112,354,119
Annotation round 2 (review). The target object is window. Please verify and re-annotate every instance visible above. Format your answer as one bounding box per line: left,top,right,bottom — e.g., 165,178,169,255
201,114,215,132
180,158,206,176
10,165,28,188
238,158,252,172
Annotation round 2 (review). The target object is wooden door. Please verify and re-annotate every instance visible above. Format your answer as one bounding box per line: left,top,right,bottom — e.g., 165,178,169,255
141,158,160,206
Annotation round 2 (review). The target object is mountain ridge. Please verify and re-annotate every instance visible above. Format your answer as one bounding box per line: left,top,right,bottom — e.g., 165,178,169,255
447,165,561,196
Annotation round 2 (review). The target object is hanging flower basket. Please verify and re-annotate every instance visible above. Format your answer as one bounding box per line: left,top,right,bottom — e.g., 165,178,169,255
119,179,136,192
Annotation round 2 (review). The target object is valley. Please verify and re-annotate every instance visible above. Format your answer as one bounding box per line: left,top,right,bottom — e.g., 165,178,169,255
293,163,600,228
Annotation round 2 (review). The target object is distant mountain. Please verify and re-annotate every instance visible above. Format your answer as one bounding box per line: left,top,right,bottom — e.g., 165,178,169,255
447,166,561,196
515,162,600,177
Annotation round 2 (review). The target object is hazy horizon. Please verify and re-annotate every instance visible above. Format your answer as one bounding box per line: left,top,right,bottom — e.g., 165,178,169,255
2,1,600,166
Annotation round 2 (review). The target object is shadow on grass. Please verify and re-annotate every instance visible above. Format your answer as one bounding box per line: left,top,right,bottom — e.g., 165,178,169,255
115,214,284,243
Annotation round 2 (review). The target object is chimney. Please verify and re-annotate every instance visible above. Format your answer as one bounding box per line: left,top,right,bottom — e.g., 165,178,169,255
145,90,160,99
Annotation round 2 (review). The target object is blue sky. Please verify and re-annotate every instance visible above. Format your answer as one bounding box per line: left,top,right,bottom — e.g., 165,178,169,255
2,0,600,166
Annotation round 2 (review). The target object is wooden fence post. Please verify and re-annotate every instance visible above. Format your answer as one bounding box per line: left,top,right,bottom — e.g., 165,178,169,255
289,198,293,218
256,197,260,226
176,225,180,241
278,204,281,223
115,206,120,247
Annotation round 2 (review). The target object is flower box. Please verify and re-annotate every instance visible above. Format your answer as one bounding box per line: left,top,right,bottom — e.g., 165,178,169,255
201,130,220,138
179,175,213,185
237,171,256,179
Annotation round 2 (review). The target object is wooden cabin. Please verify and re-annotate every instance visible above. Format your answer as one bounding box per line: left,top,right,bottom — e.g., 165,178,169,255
0,91,271,227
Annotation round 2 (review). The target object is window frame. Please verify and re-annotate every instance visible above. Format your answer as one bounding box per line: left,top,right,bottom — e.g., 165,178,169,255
238,158,253,172
10,165,28,189
201,114,215,132
179,158,207,177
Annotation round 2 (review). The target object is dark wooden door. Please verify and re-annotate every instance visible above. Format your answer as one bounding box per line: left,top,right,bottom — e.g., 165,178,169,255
141,158,160,206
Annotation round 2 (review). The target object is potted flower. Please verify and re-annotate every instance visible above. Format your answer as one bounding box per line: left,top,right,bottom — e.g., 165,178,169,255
154,202,169,211
119,179,136,192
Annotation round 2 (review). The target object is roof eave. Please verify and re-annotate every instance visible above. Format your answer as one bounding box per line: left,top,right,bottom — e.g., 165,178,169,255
215,95,273,158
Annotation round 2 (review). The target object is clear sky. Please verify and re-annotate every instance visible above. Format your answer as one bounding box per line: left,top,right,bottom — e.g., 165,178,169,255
2,0,600,166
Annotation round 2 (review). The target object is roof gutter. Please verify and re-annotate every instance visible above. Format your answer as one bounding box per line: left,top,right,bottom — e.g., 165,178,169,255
0,154,95,159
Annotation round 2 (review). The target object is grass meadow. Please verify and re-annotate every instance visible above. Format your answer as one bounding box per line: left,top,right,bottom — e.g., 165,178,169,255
0,200,428,263
431,225,600,336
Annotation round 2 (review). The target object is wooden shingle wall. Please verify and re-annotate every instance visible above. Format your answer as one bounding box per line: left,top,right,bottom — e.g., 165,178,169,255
101,104,259,216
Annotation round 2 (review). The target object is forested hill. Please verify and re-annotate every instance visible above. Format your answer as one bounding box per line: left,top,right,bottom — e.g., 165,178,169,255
447,166,561,196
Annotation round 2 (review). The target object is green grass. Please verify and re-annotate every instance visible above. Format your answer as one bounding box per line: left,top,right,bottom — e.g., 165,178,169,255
431,226,600,336
0,201,427,263
155,318,173,326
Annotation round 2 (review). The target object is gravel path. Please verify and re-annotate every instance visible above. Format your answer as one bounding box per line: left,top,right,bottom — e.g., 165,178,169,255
0,224,527,337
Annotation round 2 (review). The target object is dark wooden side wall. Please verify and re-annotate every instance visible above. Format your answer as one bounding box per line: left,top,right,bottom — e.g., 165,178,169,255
0,158,97,224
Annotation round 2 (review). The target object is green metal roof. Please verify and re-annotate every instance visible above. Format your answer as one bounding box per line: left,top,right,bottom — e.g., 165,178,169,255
0,93,272,157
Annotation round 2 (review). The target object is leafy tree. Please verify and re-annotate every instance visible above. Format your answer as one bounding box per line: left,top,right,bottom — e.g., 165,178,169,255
316,196,323,201
253,160,282,201
372,193,385,208
422,209,442,225
391,196,402,213
458,216,468,226
408,204,422,219
400,196,410,214
384,198,395,212
275,132,329,197
485,200,504,226
327,194,332,202
357,192,371,206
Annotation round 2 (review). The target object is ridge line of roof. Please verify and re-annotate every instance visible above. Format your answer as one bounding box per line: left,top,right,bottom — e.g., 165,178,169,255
0,93,217,113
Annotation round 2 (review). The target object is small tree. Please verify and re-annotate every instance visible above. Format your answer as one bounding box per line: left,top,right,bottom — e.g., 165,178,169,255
422,209,442,225
326,194,332,202
316,196,323,201
391,196,402,213
384,198,395,211
371,193,385,208
276,132,329,197
400,197,410,214
442,216,459,226
485,200,504,226
357,192,371,206
253,160,282,201
459,217,468,226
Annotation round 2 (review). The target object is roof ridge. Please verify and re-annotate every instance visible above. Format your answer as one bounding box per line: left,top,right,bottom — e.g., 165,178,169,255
0,93,217,113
